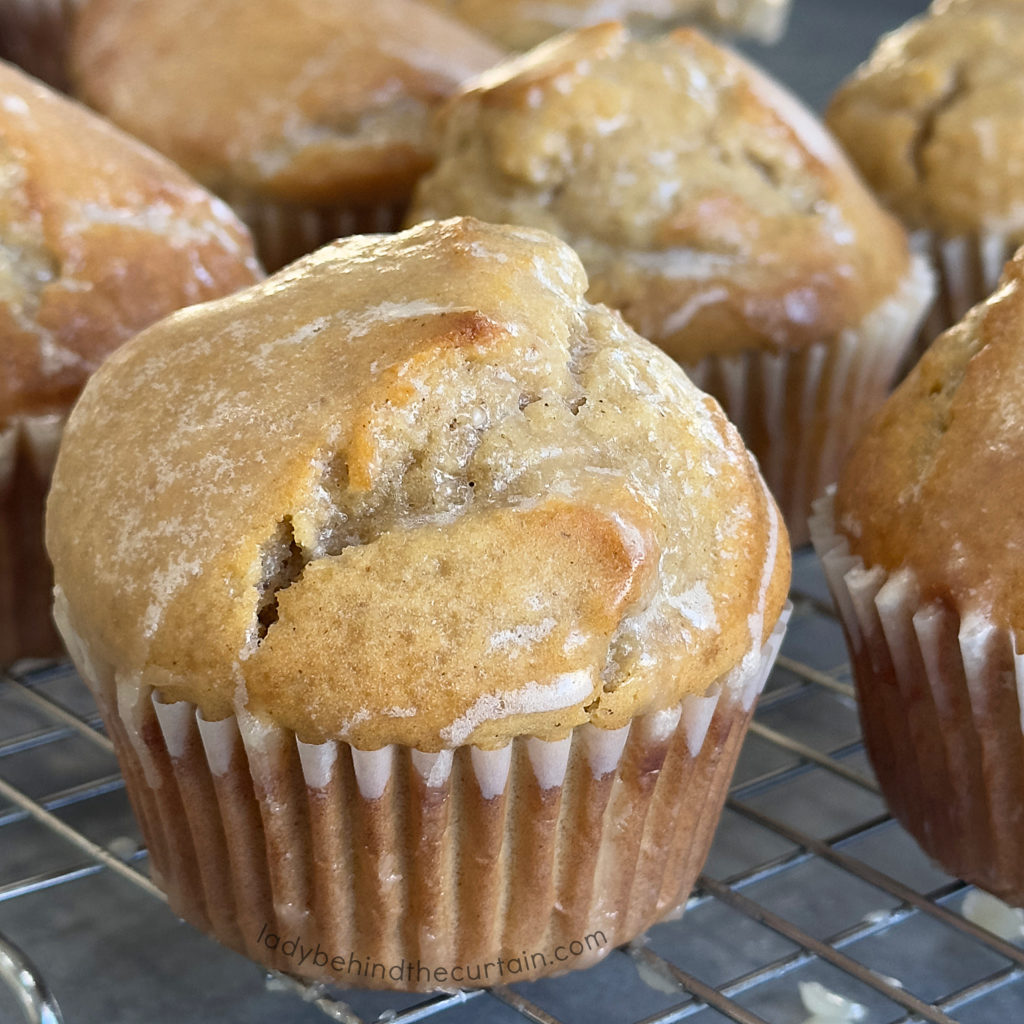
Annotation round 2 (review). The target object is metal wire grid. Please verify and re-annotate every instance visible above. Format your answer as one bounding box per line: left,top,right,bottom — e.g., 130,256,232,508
1,550,1022,1024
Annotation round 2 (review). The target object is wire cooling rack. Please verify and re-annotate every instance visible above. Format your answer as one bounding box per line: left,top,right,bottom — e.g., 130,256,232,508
1,549,1022,1024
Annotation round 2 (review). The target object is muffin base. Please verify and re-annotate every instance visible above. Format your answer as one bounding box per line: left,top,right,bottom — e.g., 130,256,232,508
685,253,934,547
811,492,1024,905
910,230,1018,368
225,193,407,273
57,602,789,990
0,0,80,91
0,414,66,666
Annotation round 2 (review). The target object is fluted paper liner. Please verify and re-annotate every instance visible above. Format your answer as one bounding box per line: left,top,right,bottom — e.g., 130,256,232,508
685,253,934,546
726,0,791,44
0,0,80,91
811,491,1024,905
0,413,66,665
59,604,789,990
224,191,407,273
909,229,1020,369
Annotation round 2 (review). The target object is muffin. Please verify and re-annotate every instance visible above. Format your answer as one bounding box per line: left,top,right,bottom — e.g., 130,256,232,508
811,245,1024,904
407,24,935,545
0,0,80,91
46,217,791,989
420,0,791,49
69,0,504,271
827,0,1024,345
0,61,262,666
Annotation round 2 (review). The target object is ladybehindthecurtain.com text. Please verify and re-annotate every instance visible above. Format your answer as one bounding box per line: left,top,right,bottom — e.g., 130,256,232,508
254,922,609,986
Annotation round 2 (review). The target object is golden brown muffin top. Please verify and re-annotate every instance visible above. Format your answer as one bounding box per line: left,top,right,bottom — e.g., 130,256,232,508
70,0,504,206
407,24,913,364
835,245,1024,632
0,61,262,425
47,218,790,750
421,0,790,49
827,0,1024,238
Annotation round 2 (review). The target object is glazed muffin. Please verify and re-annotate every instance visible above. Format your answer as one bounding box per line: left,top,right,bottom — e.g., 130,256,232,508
0,0,81,91
408,24,935,544
420,0,791,49
46,217,791,989
827,0,1024,343
0,61,262,666
69,0,504,271
811,245,1024,904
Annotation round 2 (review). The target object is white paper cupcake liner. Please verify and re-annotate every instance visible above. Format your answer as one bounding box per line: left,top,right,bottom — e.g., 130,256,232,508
0,413,66,666
909,229,1019,368
810,491,1024,904
56,596,789,990
223,192,407,273
707,0,791,44
0,0,80,91
685,253,934,547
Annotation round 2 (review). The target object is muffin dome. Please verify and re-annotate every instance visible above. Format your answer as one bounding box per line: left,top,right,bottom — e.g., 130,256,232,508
71,0,503,207
408,24,916,365
47,217,789,750
834,245,1024,631
827,0,1024,241
69,0,504,268
825,0,1024,338
0,59,261,425
420,0,791,49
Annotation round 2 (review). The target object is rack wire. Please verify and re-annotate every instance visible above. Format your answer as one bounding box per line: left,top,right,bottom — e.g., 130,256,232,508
1,549,1022,1024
